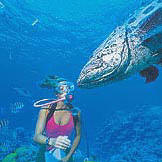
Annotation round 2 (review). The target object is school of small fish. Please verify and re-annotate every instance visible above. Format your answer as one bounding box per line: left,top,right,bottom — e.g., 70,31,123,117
10,102,24,113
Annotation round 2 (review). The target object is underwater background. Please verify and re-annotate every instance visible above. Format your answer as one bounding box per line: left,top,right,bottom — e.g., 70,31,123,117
0,0,162,161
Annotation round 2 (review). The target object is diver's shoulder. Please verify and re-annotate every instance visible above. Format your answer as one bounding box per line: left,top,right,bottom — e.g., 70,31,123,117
39,107,49,116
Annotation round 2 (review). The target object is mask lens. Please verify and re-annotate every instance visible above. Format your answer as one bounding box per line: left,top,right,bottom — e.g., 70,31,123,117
56,81,74,94
60,86,65,91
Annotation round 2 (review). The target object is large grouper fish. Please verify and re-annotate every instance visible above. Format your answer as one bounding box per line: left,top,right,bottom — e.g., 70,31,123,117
77,0,162,88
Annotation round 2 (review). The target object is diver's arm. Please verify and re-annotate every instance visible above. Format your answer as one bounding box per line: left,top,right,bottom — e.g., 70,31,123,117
66,111,81,158
33,109,48,144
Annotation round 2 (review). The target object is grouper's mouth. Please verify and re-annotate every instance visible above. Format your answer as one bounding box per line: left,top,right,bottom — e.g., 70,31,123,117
77,76,106,88
77,67,120,88
77,53,129,88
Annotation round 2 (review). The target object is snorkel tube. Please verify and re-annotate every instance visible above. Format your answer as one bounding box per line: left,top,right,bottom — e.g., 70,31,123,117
33,97,66,108
33,75,74,108
33,94,74,108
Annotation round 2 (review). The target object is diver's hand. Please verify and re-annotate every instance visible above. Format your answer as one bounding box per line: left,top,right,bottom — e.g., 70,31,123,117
49,136,71,150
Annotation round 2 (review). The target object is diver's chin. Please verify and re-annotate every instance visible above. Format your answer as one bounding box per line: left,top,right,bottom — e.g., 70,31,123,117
57,93,67,99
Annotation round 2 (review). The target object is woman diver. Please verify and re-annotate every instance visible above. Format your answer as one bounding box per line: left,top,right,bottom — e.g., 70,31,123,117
33,76,81,162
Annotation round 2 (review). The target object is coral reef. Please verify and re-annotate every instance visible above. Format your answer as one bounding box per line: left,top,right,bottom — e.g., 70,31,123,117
2,145,38,162
94,105,162,162
2,153,17,162
1,145,86,162
0,127,33,160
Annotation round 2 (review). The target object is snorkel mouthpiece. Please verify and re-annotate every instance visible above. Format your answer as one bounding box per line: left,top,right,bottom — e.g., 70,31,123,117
65,94,74,103
68,94,73,100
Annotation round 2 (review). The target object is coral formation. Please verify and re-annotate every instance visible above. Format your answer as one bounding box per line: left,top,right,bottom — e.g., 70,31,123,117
0,127,33,160
94,105,162,162
2,145,38,162
2,153,17,162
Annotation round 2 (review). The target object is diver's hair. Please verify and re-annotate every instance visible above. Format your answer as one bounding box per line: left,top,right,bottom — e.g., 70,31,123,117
40,75,67,90
65,103,73,109
46,103,74,125
46,103,57,125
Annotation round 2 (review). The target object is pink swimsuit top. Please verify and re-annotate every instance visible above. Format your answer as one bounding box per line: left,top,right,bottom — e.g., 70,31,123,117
46,112,74,138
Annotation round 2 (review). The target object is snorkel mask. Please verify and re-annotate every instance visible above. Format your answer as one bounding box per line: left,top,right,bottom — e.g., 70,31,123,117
55,81,74,94
55,81,75,103
34,76,75,108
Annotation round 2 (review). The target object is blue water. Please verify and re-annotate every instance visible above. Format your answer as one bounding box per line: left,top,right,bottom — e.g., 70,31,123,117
0,0,162,161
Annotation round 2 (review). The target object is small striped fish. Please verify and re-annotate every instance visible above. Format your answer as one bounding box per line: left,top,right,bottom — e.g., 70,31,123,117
0,120,9,128
10,102,24,114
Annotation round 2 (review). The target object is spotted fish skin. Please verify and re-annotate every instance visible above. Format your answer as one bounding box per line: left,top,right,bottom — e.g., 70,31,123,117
77,0,162,88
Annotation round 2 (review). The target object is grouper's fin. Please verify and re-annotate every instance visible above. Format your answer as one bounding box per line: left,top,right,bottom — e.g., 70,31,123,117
140,65,159,83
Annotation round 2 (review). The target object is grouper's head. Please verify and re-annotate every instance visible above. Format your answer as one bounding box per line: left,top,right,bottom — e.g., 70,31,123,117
77,0,162,88
77,26,130,88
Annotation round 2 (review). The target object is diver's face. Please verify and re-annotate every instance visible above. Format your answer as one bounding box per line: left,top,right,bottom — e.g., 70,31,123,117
56,85,68,98
57,84,69,98
60,84,69,93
